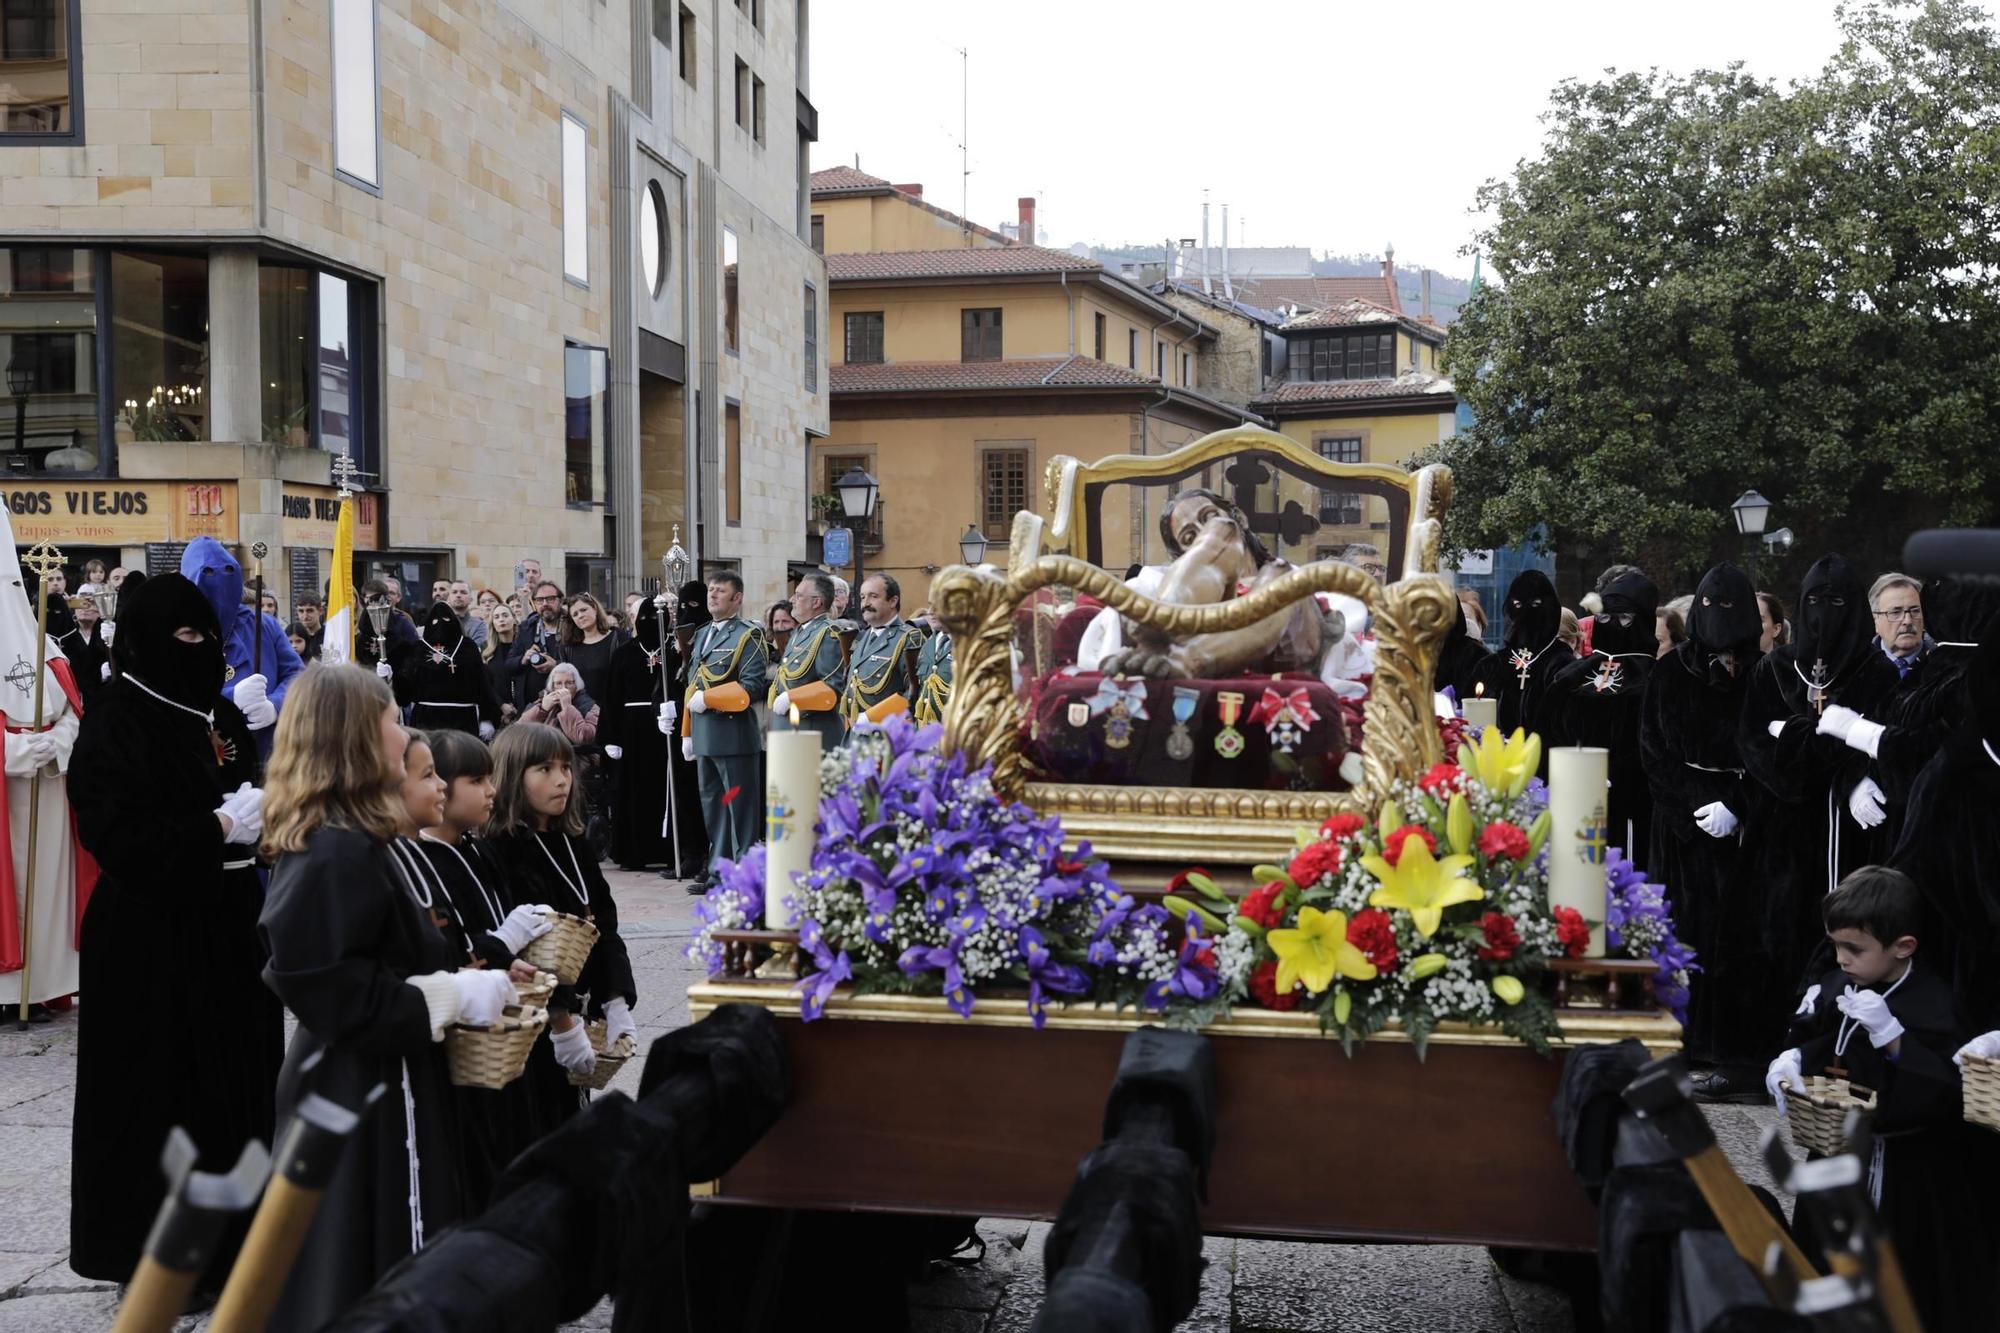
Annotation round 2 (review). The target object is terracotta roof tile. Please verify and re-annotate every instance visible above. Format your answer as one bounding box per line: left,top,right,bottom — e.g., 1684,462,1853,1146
808,166,893,194
826,246,1104,281
830,356,1157,393
1280,298,1446,341
1251,372,1457,409
1228,274,1401,315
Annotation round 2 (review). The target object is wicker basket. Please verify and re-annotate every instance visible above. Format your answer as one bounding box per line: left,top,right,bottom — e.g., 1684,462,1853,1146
445,1005,548,1090
566,1019,639,1091
515,970,557,1011
1783,1075,1877,1156
521,912,598,985
1962,1053,2000,1133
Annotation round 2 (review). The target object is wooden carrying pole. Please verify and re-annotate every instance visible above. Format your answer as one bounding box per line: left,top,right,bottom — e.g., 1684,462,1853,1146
15,540,61,1029
113,1130,270,1333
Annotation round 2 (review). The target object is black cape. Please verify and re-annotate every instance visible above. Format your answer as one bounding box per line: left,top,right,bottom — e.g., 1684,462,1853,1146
67,683,280,1285
1891,733,2000,1033
57,624,109,705
407,604,500,733
602,634,672,870
1432,602,1508,705
259,827,466,1328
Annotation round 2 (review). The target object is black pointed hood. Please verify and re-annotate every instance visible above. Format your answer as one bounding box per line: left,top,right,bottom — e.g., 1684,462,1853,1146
1594,569,1659,657
635,594,662,652
113,572,225,711
1503,569,1561,652
1796,555,1870,679
1687,563,1760,654
677,581,711,631
421,601,461,650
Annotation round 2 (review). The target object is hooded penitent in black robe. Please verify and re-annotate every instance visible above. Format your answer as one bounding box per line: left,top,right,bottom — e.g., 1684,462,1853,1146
1740,556,1899,993
1786,963,1997,1332
68,574,282,1286
1544,569,1660,866
603,597,673,871
1639,564,1764,1067
1497,569,1575,749
485,827,638,1130
1432,601,1508,707
260,826,466,1329
407,601,501,735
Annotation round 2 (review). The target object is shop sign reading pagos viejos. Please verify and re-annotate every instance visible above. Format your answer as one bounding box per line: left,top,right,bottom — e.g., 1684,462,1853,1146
0,481,238,544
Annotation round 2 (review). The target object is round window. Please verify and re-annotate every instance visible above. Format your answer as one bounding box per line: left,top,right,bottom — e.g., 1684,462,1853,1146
640,181,667,297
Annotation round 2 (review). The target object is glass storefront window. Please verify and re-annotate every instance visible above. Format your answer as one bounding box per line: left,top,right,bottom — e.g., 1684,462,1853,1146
260,265,312,447
111,251,208,444
564,344,607,508
317,272,354,460
0,245,98,473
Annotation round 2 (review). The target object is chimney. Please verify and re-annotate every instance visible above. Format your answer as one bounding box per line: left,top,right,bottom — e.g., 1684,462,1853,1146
1017,197,1037,247
1420,268,1432,320
1382,243,1397,308
893,182,923,198
1220,204,1233,301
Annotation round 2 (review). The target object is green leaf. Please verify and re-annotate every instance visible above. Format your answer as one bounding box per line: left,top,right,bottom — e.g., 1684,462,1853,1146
1525,810,1552,861
1333,989,1352,1025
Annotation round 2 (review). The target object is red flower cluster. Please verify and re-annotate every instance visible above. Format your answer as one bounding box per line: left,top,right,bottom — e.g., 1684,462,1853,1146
1553,906,1590,959
1382,824,1438,866
1437,715,1469,755
1319,813,1367,842
1164,866,1211,894
1418,762,1464,796
1477,820,1531,862
1346,908,1399,973
1248,959,1300,1011
1238,881,1288,929
1477,911,1520,961
1287,839,1344,889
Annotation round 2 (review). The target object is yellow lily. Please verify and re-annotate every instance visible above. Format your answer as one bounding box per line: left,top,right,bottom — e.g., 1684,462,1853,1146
1456,727,1542,797
1268,906,1379,995
1361,838,1485,938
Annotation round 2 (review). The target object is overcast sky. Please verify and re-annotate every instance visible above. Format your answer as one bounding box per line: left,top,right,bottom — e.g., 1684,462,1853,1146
812,0,1998,278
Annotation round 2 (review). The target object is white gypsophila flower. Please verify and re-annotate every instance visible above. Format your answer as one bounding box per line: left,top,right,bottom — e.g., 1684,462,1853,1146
1216,927,1259,988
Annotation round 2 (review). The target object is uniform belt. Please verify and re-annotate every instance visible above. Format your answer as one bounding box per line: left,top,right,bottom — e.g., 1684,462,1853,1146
623,701,655,708
414,700,476,709
221,857,256,870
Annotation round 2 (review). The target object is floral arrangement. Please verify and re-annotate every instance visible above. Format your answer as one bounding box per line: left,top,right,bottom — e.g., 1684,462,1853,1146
1605,849,1696,1023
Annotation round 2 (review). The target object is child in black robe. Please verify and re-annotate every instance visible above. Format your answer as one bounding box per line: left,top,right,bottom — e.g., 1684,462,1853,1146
484,722,639,1128
257,665,516,1328
407,601,501,737
1765,866,1995,1331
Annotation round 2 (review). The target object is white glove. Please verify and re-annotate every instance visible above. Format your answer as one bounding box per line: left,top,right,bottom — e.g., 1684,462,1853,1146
217,783,263,845
551,1019,596,1075
1848,777,1886,829
491,902,555,954
1953,1031,2000,1066
1816,704,1858,742
682,736,696,762
1835,986,1904,1049
1844,717,1885,759
20,732,56,770
99,661,111,681
688,690,709,714
452,969,518,1028
604,744,623,760
478,720,495,742
1795,983,1821,1016
1766,719,1786,739
99,621,113,645
602,996,637,1049
1766,1049,1803,1114
375,660,394,680
1692,801,1738,838
657,700,677,734
232,673,276,730
772,691,791,716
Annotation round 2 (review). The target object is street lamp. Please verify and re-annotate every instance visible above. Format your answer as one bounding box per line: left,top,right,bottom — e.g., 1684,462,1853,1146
6,355,31,464
834,466,880,597
1730,489,1772,583
958,524,989,567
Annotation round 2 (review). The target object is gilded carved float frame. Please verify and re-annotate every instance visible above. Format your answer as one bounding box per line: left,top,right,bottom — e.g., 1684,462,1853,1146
932,426,1460,864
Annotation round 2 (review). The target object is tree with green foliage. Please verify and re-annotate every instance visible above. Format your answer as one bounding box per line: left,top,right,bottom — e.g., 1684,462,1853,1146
1425,0,2000,592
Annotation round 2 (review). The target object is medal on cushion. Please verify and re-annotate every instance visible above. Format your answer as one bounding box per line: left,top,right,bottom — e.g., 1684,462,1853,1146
1086,678,1148,749
1248,686,1317,756
1214,690,1246,759
1166,686,1199,761
1066,701,1089,728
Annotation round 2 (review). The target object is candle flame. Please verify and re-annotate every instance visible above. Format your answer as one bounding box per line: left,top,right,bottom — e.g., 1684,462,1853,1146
1474,682,1485,698
789,704,802,726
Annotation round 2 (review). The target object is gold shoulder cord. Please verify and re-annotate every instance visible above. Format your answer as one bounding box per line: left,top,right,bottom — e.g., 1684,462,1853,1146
687,621,756,705
770,621,833,707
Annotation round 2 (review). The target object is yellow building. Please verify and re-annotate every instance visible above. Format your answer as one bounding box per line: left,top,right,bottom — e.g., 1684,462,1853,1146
1248,299,1458,566
809,166,1014,254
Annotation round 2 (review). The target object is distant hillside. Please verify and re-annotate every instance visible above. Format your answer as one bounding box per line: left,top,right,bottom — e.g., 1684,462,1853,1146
1078,244,1473,323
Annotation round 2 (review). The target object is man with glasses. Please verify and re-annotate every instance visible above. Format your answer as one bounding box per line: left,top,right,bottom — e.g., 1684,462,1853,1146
508,580,568,681
1865,574,1930,678
1819,572,1936,839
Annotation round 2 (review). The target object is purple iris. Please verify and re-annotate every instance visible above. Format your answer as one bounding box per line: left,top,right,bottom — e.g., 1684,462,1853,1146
1142,918,1221,1010
1019,926,1088,1027
794,917,854,1022
899,943,975,1017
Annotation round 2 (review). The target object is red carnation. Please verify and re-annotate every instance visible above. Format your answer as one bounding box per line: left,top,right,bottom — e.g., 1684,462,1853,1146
1318,813,1367,842
1239,881,1287,929
1286,839,1344,889
1248,959,1300,1011
1553,906,1591,959
1418,763,1464,796
1382,824,1438,866
1477,820,1531,862
1477,911,1520,961
1164,866,1212,895
1346,908,1399,973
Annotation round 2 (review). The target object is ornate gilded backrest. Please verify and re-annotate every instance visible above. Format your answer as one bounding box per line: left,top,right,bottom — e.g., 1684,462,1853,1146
931,426,1458,864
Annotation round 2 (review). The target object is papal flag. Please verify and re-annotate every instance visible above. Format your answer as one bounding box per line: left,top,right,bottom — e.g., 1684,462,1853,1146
322,494,356,665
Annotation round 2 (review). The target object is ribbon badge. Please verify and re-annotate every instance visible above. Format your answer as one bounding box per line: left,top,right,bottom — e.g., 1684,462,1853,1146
1166,686,1201,761
1214,690,1247,759
1248,686,1319,756
1089,678,1150,749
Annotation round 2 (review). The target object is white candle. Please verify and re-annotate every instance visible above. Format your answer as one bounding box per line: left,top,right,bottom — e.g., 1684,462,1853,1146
1546,746,1609,957
1461,693,1499,731
763,723,821,931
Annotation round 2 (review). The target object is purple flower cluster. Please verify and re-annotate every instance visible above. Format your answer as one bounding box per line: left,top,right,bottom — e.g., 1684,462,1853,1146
1604,849,1697,1023
1088,889,1221,1010
685,844,767,975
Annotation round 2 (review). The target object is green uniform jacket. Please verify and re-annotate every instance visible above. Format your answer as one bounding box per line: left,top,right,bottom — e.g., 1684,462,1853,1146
841,616,922,723
769,613,847,747
915,630,954,724
687,615,768,757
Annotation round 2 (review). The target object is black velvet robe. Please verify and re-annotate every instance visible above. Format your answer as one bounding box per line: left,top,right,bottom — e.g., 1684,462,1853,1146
1786,965,1997,1333
1868,644,1970,844
1497,569,1572,748
1542,650,1656,867
1891,735,2000,1034
1432,604,1508,706
602,637,671,870
56,625,109,706
68,684,281,1285
259,827,466,1329
665,638,707,877
405,638,501,733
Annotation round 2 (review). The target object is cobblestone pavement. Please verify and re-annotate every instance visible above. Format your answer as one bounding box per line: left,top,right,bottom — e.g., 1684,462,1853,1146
0,868,1784,1331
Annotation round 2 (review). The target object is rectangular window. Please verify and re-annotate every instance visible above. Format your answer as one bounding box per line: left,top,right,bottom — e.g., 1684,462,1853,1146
722,226,739,354
651,0,671,45
259,266,313,447
825,452,881,545
0,0,80,139
980,447,1029,543
734,58,748,128
1093,312,1105,360
752,74,765,144
331,0,378,185
810,214,824,254
0,246,96,473
724,401,742,524
803,284,817,392
1127,328,1137,369
678,6,696,83
1181,351,1192,387
960,307,1001,361
316,272,356,463
111,250,209,447
564,344,608,507
561,112,588,283
1154,340,1165,380
1316,436,1363,525
1290,332,1396,383
843,311,883,364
